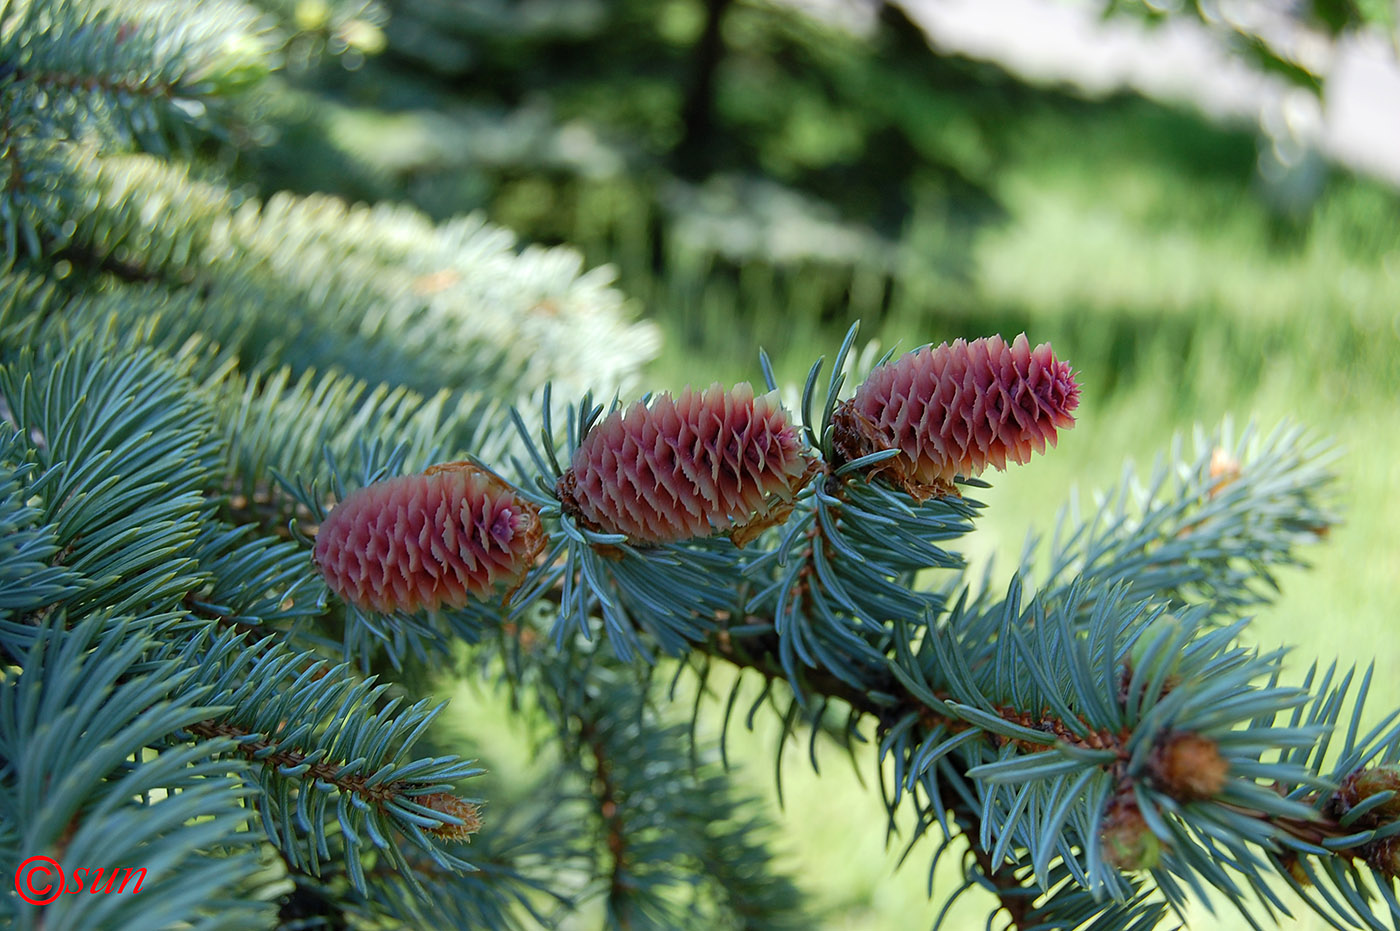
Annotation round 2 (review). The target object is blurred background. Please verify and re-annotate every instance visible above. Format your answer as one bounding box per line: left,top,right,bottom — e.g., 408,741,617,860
252,1,1400,926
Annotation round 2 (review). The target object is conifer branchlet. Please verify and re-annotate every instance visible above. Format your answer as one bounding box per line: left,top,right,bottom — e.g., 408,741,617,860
2,2,1383,927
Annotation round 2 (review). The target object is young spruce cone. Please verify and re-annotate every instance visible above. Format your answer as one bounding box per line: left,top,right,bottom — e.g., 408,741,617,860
833,334,1079,499
314,461,544,613
1151,732,1229,800
557,382,814,546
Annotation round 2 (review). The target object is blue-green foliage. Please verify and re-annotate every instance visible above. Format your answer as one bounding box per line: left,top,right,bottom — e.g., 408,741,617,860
2,0,1397,929
531,645,809,931
0,433,80,619
167,627,485,891
0,343,217,635
1033,421,1339,615
0,613,275,931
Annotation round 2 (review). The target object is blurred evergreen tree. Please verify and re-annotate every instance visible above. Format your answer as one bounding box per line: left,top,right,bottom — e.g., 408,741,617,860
226,0,1400,379
239,0,1025,306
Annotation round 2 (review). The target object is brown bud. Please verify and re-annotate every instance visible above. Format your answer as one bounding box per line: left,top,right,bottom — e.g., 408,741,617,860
1335,765,1400,823
1153,733,1228,800
417,792,483,842
1279,852,1313,887
1207,447,1241,498
1364,837,1400,878
1100,803,1160,871
410,269,463,295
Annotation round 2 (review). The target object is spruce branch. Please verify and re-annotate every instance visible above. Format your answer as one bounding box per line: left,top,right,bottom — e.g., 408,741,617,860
287,314,1366,928
340,670,592,931
579,712,634,917
170,627,486,894
4,143,658,397
243,0,387,70
0,341,220,639
0,0,272,152
185,521,322,627
1033,419,1339,617
528,645,809,930
3,9,1374,926
216,364,489,505
352,798,584,931
184,718,482,837
0,432,81,629
0,128,68,267
687,575,1398,931
456,322,1377,929
0,613,276,931
956,804,1038,929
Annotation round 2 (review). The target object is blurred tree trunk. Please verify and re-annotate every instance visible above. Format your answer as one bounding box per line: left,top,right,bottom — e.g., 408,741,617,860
676,0,735,178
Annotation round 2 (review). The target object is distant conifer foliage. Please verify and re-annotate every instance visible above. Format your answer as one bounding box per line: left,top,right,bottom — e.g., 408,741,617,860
314,461,545,612
835,334,1080,498
557,382,814,544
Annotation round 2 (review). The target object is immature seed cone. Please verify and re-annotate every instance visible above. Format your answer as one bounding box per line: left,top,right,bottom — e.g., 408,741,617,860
313,461,544,613
833,334,1079,499
557,382,814,545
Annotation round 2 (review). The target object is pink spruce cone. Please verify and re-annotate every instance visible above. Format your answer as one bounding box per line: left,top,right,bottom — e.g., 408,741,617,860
833,334,1079,499
313,461,544,613
557,382,815,546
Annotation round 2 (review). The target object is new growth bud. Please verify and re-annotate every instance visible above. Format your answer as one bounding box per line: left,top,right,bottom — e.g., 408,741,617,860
833,334,1079,499
1280,852,1313,887
1335,766,1400,822
1365,838,1400,879
1100,803,1161,871
1152,733,1229,800
557,382,814,545
418,792,484,842
313,461,545,613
